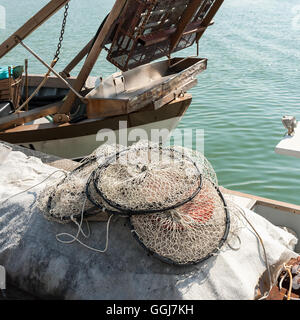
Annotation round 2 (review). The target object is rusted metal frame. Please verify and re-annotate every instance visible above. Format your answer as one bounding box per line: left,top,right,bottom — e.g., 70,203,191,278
192,0,211,22
196,0,224,42
138,21,207,47
109,40,167,70
140,9,165,18
197,0,214,23
174,32,196,51
169,0,205,53
107,0,156,70
148,1,176,31
0,0,70,59
138,29,175,47
105,0,136,69
144,5,185,34
108,0,177,68
124,0,157,69
107,0,215,71
60,0,128,115
117,41,169,70
171,0,212,52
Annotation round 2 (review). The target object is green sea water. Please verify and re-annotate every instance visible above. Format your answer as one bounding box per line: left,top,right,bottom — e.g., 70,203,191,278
0,0,300,205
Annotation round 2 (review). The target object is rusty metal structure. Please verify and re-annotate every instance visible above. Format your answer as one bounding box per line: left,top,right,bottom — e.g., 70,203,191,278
107,0,221,71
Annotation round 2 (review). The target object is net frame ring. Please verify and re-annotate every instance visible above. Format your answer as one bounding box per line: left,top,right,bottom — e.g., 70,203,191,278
90,146,204,216
85,170,122,216
129,183,231,267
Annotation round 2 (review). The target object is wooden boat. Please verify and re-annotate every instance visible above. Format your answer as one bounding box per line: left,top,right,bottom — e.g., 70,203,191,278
0,0,224,159
0,58,205,159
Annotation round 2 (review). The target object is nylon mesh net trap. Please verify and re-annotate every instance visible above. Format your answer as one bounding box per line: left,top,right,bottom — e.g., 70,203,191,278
37,141,231,266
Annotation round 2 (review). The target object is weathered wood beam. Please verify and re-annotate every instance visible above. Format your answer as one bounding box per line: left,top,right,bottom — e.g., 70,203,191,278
220,187,300,215
0,0,70,59
59,0,127,115
0,102,63,131
170,0,204,53
196,0,224,42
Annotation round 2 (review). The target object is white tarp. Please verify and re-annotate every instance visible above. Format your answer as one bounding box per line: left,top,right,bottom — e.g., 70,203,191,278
0,149,298,300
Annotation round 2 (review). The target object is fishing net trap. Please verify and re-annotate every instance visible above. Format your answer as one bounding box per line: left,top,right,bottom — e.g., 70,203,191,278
37,141,234,266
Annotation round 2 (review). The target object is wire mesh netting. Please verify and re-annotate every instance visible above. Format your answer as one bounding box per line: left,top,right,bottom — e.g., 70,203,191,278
88,145,203,215
130,177,230,265
37,144,126,223
107,0,218,70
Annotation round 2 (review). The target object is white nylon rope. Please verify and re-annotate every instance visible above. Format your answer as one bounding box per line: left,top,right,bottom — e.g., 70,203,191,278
56,197,114,253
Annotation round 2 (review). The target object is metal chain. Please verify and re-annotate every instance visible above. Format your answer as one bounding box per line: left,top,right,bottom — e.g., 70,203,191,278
54,3,69,61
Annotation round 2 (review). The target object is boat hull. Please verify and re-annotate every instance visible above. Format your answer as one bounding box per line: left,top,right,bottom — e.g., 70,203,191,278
0,95,192,159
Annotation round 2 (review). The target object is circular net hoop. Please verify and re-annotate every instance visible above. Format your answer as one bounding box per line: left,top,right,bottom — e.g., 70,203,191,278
129,178,230,266
37,141,221,229
37,144,125,223
88,145,203,215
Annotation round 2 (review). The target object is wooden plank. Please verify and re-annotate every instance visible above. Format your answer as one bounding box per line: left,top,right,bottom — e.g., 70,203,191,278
0,0,70,59
170,0,204,53
221,187,300,215
59,0,127,115
0,84,9,90
0,96,10,101
0,81,10,89
86,99,128,119
196,0,224,42
25,59,29,111
153,79,197,110
0,102,62,131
